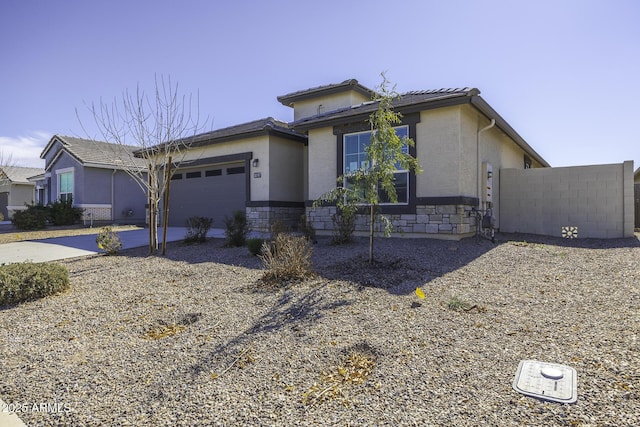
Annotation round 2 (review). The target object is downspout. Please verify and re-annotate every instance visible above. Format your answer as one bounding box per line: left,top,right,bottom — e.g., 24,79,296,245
477,118,495,208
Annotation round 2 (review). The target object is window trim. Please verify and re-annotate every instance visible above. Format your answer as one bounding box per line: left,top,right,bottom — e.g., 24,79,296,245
335,113,420,214
56,167,74,202
342,125,410,206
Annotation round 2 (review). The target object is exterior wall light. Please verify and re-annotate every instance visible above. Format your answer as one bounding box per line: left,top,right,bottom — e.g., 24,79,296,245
252,159,259,167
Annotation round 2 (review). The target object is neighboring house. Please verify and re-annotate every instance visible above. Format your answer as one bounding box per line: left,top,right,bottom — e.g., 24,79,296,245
0,166,44,219
39,135,147,224
279,79,550,238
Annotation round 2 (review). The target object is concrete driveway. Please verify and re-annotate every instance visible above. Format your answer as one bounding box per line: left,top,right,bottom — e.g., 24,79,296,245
0,227,226,264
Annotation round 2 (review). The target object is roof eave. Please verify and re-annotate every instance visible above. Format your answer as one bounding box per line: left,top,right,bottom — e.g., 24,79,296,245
291,94,472,132
40,135,65,159
470,96,551,168
277,79,375,107
135,126,307,157
190,127,306,149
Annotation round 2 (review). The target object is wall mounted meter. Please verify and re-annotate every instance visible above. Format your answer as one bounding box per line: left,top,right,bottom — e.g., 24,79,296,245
482,162,493,204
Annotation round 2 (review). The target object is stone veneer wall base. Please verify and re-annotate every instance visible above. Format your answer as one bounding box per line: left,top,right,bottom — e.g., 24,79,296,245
247,206,305,233
306,204,478,240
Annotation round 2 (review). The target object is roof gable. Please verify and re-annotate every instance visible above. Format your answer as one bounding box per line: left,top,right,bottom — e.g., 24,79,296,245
43,135,146,170
290,87,478,129
288,86,549,168
277,79,374,107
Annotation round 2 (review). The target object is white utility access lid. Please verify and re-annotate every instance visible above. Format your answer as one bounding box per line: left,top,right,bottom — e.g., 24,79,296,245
513,360,577,404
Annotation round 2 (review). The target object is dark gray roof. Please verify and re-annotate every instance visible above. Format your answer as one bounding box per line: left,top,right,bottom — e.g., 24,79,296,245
288,86,550,168
186,117,306,148
290,87,478,129
0,166,44,184
277,79,375,107
43,135,146,169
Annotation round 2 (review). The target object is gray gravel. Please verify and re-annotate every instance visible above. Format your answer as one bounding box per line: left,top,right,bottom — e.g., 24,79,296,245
1,233,638,426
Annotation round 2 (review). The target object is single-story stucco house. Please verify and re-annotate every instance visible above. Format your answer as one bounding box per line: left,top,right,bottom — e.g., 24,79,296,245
39,135,147,224
150,78,633,238
47,78,633,238
278,79,550,239
158,80,543,236
0,166,44,219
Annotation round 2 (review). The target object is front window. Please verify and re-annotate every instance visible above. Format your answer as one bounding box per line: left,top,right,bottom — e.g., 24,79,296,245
58,170,73,202
343,125,409,204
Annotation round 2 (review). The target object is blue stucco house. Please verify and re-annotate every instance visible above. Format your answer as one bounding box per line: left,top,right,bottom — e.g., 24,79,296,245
39,135,147,224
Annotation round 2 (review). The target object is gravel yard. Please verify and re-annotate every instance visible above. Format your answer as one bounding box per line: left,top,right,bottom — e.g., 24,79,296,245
1,233,638,426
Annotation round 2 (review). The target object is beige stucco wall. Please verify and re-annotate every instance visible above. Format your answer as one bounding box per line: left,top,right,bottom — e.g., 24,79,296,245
305,104,546,220
500,161,634,238
459,106,546,229
179,135,304,203
292,91,370,121
3,183,35,218
302,144,309,201
179,136,269,201
268,136,304,202
307,127,337,200
415,106,462,197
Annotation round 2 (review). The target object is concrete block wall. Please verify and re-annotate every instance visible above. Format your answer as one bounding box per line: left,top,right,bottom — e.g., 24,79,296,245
500,161,634,238
635,183,640,228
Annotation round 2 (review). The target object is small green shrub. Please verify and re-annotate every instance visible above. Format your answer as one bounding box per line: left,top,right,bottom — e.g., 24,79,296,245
299,214,316,242
96,226,122,255
0,212,4,221
247,238,265,256
224,210,250,247
331,210,356,245
11,204,48,230
0,262,70,307
447,296,470,311
259,234,313,284
184,216,213,243
48,198,83,226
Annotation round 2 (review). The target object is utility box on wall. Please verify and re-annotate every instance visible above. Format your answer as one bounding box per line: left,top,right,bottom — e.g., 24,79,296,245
482,162,493,204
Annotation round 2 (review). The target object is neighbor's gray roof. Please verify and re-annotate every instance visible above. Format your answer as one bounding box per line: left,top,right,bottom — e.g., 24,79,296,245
0,166,44,184
42,135,146,170
277,79,375,107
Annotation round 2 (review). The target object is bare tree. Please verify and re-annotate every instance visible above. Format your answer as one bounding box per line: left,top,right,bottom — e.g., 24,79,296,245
81,75,203,255
0,149,16,186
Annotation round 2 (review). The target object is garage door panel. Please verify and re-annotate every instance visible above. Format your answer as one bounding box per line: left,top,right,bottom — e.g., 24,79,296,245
167,163,246,227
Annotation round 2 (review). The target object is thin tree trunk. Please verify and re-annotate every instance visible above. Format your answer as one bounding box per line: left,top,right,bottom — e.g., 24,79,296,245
148,173,158,255
369,204,374,263
148,173,153,255
161,157,172,255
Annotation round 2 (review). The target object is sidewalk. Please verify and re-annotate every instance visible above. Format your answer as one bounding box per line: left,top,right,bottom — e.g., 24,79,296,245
0,398,27,427
0,227,226,264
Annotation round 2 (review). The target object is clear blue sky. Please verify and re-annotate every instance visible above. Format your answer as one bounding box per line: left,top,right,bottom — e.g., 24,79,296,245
1,0,638,170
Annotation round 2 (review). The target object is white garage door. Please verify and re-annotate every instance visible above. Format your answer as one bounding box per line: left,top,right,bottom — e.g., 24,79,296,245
166,162,246,228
